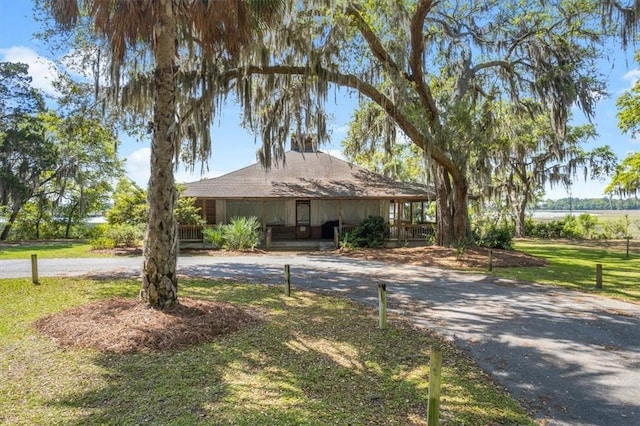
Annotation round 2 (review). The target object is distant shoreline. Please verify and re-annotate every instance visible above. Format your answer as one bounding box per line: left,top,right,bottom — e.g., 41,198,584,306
530,209,640,219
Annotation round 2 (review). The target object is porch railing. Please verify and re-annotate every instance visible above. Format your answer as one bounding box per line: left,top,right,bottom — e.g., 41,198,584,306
178,223,436,245
336,223,435,243
178,224,208,242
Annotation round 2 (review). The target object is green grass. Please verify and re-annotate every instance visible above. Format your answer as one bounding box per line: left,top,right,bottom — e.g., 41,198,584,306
0,277,533,425
492,238,640,303
0,241,112,259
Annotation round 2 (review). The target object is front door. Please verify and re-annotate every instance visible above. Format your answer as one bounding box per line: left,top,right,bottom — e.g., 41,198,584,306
296,200,311,239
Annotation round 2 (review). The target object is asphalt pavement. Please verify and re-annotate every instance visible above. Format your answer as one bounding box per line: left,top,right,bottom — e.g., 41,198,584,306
1,253,639,425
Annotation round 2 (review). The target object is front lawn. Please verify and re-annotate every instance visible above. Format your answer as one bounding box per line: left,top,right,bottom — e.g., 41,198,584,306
0,277,533,425
491,238,640,303
0,241,107,259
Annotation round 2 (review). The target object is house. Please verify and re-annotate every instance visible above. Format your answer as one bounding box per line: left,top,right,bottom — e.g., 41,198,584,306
181,140,436,248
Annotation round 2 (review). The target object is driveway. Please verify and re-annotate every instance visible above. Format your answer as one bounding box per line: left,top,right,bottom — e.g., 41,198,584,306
1,253,639,425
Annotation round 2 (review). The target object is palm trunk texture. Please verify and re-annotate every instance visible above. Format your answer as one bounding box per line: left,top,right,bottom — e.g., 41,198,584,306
140,0,179,309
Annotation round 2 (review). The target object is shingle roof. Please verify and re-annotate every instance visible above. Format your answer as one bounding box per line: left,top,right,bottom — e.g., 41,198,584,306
182,150,434,200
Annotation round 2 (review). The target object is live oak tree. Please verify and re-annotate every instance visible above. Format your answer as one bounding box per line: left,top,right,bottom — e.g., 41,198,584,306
490,106,617,237
204,0,613,246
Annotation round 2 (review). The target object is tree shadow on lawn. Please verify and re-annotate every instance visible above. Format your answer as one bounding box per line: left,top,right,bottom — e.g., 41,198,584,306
41,283,529,425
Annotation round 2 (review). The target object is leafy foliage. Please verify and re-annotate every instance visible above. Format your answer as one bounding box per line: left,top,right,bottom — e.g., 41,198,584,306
106,224,144,248
202,224,226,249
472,223,514,250
204,217,262,251
106,178,148,226
605,152,640,197
0,62,123,241
341,216,389,248
90,236,116,250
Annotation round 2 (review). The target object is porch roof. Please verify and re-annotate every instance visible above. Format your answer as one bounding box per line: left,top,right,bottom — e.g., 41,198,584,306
183,150,434,200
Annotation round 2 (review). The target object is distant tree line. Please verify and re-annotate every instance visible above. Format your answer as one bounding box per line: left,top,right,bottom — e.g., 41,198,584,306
535,198,640,211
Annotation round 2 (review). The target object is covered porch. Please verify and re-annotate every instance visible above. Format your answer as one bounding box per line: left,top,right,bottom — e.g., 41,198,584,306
178,198,436,249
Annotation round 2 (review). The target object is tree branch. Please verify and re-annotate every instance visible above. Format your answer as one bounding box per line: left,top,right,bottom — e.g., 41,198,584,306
345,4,403,76
223,64,461,178
408,0,441,131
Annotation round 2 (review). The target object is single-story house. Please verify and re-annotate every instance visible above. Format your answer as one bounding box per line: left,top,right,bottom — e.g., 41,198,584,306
181,140,436,248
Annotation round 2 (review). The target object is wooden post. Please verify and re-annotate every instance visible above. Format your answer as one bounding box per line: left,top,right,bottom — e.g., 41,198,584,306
488,249,493,272
378,283,387,329
595,264,603,289
427,345,443,426
284,264,291,297
266,227,272,249
31,254,39,285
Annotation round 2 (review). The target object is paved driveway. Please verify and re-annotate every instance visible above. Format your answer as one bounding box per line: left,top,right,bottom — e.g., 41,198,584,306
1,253,639,425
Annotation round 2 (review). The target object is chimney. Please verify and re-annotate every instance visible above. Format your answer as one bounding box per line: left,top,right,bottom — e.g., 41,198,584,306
291,134,316,153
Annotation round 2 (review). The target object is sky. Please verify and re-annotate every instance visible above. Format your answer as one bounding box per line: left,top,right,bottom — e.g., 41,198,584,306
1,1,638,201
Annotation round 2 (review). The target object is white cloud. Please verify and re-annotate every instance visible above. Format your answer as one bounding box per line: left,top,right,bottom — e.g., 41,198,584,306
0,46,61,96
124,147,151,188
622,68,640,89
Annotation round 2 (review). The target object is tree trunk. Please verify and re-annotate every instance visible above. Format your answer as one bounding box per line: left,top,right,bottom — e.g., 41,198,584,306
434,166,470,247
452,174,470,243
0,207,20,241
435,168,453,246
140,0,179,309
64,203,77,239
514,196,527,238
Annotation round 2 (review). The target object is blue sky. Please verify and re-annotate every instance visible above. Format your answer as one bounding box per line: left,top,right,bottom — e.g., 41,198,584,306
1,1,638,200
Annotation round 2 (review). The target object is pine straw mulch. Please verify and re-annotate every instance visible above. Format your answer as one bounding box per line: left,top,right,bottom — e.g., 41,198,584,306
34,297,262,354
335,245,548,269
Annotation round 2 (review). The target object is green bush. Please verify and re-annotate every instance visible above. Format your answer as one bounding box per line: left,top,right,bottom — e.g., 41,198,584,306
222,216,262,250
203,224,226,249
604,214,632,239
106,224,144,248
203,217,262,251
473,222,514,250
577,213,599,239
342,216,389,248
90,236,117,250
525,215,584,239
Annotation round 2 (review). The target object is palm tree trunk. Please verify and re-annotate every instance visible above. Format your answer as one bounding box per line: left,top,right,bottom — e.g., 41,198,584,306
140,0,179,309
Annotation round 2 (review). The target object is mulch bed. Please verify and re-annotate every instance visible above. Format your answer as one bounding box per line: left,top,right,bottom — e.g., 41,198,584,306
34,297,262,354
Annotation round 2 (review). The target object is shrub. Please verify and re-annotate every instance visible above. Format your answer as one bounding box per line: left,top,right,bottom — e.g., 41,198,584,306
577,213,599,239
604,215,632,239
222,216,262,250
339,232,358,250
525,216,584,239
106,224,144,248
473,222,514,250
203,217,262,251
203,224,226,249
342,216,389,248
90,236,117,250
